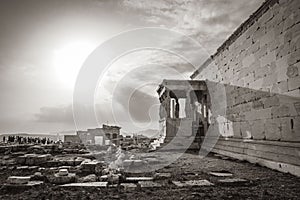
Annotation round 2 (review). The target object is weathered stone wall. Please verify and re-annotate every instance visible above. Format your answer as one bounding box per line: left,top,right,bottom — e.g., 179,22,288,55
192,0,300,175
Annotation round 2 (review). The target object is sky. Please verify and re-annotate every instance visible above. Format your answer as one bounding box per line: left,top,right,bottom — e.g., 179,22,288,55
0,0,265,134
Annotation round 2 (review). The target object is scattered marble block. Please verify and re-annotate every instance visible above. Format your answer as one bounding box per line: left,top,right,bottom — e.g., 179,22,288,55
99,175,108,182
17,154,52,166
123,160,133,168
138,181,162,188
59,166,72,170
7,176,31,184
209,172,233,177
48,173,76,185
30,172,45,181
172,181,185,187
26,181,44,186
78,174,97,183
218,178,249,185
16,166,29,170
108,174,120,185
126,177,154,182
154,173,172,180
120,183,137,191
80,160,101,173
29,166,39,170
34,172,42,176
172,180,214,187
58,169,69,176
60,182,108,188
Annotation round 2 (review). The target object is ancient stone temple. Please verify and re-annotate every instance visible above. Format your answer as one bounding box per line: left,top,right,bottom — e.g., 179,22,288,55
157,80,210,150
155,0,300,176
188,0,300,176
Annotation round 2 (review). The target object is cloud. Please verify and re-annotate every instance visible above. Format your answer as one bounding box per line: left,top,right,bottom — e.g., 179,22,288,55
35,105,74,124
122,0,265,54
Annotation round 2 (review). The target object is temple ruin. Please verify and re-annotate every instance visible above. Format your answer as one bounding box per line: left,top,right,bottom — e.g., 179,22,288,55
157,80,210,150
157,0,300,176
65,125,122,146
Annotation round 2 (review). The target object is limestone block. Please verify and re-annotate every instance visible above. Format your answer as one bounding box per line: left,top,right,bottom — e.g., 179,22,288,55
172,180,213,187
7,176,31,184
218,178,249,185
274,21,284,36
257,44,268,59
154,173,171,180
60,182,108,188
107,174,120,185
272,105,290,118
261,30,275,46
287,48,300,66
276,56,289,82
276,43,291,59
209,172,233,177
138,181,162,188
80,160,101,174
126,177,153,182
283,89,300,98
250,120,266,140
283,15,295,31
286,65,299,78
48,173,76,185
288,76,300,91
279,117,300,141
120,183,137,191
268,39,280,52
249,79,264,90
78,174,97,183
250,41,260,54
260,51,276,67
264,96,280,108
290,23,300,39
245,108,272,121
253,100,264,110
271,81,287,94
265,118,281,141
241,121,252,139
279,0,292,7
295,37,300,51
253,27,265,43
58,169,68,176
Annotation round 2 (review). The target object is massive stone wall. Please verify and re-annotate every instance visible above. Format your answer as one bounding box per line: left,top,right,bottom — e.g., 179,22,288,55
191,0,300,175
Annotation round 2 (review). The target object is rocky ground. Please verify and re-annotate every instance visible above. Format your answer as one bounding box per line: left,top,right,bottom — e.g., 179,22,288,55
0,144,299,200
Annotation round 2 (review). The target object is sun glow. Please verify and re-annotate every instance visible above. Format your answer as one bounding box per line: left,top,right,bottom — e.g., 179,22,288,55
53,42,95,89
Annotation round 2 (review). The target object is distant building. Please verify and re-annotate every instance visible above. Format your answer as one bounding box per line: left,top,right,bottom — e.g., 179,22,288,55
67,124,122,146
64,135,81,143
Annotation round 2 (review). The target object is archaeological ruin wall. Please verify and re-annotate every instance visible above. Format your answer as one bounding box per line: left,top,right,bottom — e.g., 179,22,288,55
191,0,300,176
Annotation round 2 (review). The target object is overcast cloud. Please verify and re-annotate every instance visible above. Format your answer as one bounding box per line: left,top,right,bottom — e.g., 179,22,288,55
0,0,264,133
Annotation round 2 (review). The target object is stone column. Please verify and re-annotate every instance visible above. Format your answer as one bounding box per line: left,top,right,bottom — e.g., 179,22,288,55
185,90,192,118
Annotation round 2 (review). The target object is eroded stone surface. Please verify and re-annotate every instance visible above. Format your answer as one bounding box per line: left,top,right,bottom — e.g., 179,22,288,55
7,176,31,184
172,180,214,187
209,172,233,177
138,181,162,188
154,172,172,180
218,178,249,185
120,183,137,191
126,177,153,182
60,182,108,187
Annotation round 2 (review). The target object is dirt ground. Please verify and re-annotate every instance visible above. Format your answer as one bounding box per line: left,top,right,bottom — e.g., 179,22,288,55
0,152,299,200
